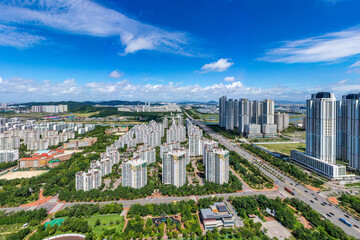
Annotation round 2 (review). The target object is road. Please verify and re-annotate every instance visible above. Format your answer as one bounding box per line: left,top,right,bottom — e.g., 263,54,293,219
186,113,360,238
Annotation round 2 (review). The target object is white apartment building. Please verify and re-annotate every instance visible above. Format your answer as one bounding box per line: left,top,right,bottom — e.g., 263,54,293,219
134,145,156,164
166,125,186,144
160,142,180,159
122,157,147,189
0,150,19,163
274,112,290,132
0,134,20,150
75,168,101,191
31,104,68,113
291,92,350,180
162,148,187,187
306,92,337,163
205,147,229,185
203,139,219,164
189,134,203,157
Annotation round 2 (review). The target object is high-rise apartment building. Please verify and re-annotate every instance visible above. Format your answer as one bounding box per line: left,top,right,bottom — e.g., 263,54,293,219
189,134,202,157
75,169,101,191
306,92,336,163
225,99,235,130
274,112,290,132
234,99,239,128
122,157,147,189
336,94,360,170
162,148,187,187
238,99,251,133
219,96,227,128
291,92,349,180
204,147,229,185
166,125,186,143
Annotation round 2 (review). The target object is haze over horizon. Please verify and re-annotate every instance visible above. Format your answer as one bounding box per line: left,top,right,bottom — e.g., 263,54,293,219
1,0,360,102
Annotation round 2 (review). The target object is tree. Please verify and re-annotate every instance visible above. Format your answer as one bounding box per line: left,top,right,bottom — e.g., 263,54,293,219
95,219,100,226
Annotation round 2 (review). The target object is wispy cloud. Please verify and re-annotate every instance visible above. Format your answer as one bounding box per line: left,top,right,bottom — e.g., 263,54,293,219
224,76,235,82
0,0,190,55
109,70,123,79
200,58,234,73
349,60,360,68
259,26,360,63
0,24,45,48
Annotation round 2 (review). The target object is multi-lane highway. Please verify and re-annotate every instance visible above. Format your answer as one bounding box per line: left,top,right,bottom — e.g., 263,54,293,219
190,116,360,238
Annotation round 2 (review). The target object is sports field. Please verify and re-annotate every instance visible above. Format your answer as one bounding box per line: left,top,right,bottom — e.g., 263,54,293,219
0,170,48,180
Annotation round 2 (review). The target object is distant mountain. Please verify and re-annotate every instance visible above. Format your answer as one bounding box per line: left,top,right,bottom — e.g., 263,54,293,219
18,100,146,111
177,101,218,105
274,100,305,104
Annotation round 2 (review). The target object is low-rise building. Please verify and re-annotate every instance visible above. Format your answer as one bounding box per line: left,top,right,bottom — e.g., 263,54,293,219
200,202,235,230
64,137,97,149
18,149,73,168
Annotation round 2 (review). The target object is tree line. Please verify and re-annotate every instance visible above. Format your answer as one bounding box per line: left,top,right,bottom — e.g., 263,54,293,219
241,144,324,187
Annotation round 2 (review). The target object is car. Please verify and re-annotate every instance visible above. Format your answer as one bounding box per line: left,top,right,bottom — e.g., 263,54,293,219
311,193,315,196
323,202,327,205
345,215,350,218
329,204,332,207
315,198,318,201
330,212,334,216
290,183,293,185
310,200,314,203
354,225,359,229
327,214,332,217
305,190,308,193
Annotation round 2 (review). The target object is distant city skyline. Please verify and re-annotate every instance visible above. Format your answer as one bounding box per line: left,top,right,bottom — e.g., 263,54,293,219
1,0,360,102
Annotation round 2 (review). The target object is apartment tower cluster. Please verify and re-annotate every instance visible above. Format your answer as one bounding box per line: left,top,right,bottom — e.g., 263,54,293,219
219,96,286,137
76,145,120,191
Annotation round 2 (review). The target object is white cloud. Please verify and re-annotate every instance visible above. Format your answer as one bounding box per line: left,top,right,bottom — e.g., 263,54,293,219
201,58,234,73
259,26,360,63
0,0,190,54
349,60,360,68
224,76,235,82
0,77,3,83
109,70,123,79
0,24,45,48
4,75,360,103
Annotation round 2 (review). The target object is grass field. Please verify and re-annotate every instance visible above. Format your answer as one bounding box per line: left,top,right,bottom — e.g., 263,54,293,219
86,214,125,238
260,143,306,156
61,112,100,118
194,111,219,122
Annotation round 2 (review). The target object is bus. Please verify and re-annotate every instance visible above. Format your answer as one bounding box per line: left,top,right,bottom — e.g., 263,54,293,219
339,218,352,227
284,186,295,195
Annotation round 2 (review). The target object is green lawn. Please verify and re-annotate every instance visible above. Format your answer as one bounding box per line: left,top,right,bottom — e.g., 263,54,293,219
86,214,125,238
260,143,306,156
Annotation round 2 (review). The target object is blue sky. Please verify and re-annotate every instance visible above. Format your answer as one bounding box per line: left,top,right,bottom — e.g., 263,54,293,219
1,0,360,102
